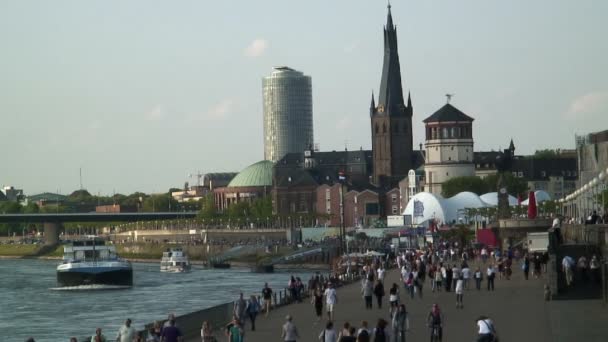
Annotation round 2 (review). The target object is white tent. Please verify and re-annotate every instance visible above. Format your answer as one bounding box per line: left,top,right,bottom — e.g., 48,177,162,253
403,191,490,225
479,192,519,206
521,190,552,205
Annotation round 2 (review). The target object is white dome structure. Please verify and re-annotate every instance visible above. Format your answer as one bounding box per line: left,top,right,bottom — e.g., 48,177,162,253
403,191,490,225
479,192,519,206
521,190,552,205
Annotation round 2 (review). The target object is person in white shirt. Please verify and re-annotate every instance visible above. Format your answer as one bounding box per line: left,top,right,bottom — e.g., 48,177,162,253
377,266,386,283
116,319,137,342
281,315,299,342
455,277,464,308
324,283,338,321
476,316,497,342
486,265,495,291
461,266,471,290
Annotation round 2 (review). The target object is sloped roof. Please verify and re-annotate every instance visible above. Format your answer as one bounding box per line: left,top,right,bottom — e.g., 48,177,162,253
28,192,67,202
227,161,274,188
423,103,474,123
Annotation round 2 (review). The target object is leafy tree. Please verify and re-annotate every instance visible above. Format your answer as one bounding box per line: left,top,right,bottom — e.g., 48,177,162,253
532,149,559,159
250,196,273,219
442,176,488,197
226,201,251,218
142,194,178,212
483,172,529,197
197,194,217,219
22,202,39,214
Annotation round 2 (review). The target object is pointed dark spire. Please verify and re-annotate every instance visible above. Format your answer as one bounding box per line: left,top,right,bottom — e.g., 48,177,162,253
407,91,412,108
386,1,394,30
509,139,515,151
377,2,406,115
370,91,376,109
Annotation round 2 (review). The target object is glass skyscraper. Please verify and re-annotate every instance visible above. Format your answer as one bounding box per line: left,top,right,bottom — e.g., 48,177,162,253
263,66,313,162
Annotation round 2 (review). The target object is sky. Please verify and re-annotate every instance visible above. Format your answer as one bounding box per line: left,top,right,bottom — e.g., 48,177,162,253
1,0,607,196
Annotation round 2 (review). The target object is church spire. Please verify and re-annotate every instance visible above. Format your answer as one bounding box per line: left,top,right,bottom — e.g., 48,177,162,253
377,2,406,115
407,91,412,108
386,1,394,30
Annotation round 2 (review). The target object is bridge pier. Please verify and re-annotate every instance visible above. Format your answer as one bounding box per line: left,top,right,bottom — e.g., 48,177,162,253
43,222,61,245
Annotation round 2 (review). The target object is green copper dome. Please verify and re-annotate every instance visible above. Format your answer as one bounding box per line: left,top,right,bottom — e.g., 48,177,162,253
227,160,274,188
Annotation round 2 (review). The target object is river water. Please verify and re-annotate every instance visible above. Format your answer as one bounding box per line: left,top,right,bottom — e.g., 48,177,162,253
0,258,315,342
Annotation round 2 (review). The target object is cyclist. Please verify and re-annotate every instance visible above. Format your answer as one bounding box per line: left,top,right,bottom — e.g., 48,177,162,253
427,303,444,341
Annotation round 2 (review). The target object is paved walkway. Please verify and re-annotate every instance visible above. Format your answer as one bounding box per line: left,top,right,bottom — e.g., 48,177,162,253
190,262,608,342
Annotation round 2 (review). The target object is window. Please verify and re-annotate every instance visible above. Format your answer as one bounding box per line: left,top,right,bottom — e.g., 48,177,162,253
518,172,523,178
541,171,546,177
448,157,451,161
446,172,449,176
512,171,517,177
392,205,398,214
451,146,454,151
391,194,397,203
375,124,379,134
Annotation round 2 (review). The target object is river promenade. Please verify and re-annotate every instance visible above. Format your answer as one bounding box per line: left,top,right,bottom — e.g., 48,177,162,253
190,264,608,342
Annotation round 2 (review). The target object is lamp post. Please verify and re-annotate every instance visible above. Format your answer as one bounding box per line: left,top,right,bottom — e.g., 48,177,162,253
338,171,346,254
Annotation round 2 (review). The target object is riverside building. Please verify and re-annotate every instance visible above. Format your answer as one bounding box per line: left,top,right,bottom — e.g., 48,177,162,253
262,66,313,162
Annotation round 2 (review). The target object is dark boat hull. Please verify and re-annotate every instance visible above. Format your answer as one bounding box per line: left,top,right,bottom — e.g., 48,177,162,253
211,262,231,269
57,268,133,287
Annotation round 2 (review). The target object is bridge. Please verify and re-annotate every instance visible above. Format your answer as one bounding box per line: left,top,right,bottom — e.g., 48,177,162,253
0,212,198,244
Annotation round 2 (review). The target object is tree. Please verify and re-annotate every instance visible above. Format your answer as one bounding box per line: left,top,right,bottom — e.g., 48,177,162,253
142,194,178,212
197,194,217,219
483,172,529,198
532,149,559,159
250,196,273,219
442,176,488,197
22,202,39,214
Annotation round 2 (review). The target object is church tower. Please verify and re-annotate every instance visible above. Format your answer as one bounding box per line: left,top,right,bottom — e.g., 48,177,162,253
371,3,414,187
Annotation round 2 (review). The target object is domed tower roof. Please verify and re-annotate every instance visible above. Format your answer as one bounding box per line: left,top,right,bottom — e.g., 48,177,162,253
423,103,474,123
227,160,274,188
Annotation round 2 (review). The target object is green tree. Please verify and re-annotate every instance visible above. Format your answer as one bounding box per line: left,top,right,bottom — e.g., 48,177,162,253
197,194,217,219
483,172,529,197
532,149,558,159
227,201,250,218
142,194,178,212
441,176,488,197
250,196,273,219
22,202,39,214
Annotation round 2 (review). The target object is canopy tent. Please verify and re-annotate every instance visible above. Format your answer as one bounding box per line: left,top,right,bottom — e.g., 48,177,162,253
521,190,552,205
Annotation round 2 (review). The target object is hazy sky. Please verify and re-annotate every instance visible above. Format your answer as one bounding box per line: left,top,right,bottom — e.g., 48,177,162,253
1,0,607,195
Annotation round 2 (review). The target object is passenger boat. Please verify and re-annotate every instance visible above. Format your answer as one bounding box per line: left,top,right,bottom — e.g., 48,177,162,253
56,238,133,287
160,248,191,273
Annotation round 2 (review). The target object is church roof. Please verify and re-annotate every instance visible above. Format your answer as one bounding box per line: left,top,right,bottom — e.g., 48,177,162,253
423,103,474,123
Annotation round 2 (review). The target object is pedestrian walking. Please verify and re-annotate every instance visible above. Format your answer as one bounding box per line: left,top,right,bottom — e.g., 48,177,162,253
391,304,409,342
262,283,273,317
486,265,495,291
282,315,299,342
160,319,183,342
461,265,470,290
91,328,107,342
245,295,260,331
362,278,374,309
455,276,464,309
474,267,483,290
475,316,498,342
313,287,324,322
324,283,338,321
116,319,137,342
226,317,244,342
373,279,385,309
388,283,399,316
372,319,389,342
319,321,337,342
233,293,247,328
562,256,574,286
445,266,453,292
201,321,216,342
522,255,530,280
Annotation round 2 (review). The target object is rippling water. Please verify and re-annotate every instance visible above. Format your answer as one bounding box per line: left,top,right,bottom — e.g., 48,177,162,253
0,259,315,342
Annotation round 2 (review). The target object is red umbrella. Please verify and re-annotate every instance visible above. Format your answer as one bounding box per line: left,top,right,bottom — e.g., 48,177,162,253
527,191,537,219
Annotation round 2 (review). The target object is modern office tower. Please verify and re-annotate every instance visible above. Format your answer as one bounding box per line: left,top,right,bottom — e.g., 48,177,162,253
263,66,313,162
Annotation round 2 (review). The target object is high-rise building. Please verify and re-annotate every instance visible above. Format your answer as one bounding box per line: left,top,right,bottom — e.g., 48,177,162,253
370,4,414,187
263,66,313,162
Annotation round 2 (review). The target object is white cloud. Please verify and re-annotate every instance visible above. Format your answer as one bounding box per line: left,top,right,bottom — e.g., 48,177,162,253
204,99,234,121
145,105,165,121
566,91,608,118
244,39,268,57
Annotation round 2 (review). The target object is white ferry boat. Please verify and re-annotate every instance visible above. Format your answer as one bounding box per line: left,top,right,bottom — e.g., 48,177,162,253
56,238,133,287
160,248,191,273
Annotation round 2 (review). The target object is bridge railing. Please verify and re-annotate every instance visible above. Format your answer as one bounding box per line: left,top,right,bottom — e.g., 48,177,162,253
563,224,608,248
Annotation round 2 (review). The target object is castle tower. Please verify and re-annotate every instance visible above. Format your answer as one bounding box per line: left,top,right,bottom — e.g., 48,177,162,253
370,3,414,187
423,99,475,195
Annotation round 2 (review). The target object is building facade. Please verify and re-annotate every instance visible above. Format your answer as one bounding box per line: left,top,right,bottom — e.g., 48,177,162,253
423,102,475,195
370,4,414,187
263,66,313,162
577,129,608,187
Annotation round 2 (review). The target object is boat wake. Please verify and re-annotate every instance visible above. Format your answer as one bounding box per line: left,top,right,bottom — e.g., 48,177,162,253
50,284,132,291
